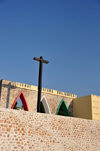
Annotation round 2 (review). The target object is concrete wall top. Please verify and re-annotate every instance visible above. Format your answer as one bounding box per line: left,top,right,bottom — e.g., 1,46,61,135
1,79,77,99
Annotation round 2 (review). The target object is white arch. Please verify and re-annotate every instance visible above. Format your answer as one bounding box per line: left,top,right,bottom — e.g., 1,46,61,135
41,96,51,114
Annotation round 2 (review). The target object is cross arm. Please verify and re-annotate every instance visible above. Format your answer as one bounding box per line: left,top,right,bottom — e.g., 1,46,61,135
33,57,49,64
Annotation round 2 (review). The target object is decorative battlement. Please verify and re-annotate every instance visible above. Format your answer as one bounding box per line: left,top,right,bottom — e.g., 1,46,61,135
13,81,77,99
1,79,77,98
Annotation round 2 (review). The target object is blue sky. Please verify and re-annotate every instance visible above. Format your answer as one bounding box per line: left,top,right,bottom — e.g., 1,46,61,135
0,0,100,97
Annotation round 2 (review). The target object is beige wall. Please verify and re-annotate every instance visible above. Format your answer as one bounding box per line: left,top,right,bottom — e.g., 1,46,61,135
0,79,76,115
73,95,92,120
0,80,37,112
1,80,100,121
73,95,100,121
91,95,100,121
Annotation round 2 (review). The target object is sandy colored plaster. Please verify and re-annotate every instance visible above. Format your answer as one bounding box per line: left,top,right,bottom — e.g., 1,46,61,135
0,108,100,151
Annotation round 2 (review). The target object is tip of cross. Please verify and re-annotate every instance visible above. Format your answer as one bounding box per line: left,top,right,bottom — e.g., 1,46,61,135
40,56,43,59
33,56,49,64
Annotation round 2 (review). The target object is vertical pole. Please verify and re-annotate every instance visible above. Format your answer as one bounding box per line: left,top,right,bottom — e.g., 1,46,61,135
33,56,49,113
37,56,43,112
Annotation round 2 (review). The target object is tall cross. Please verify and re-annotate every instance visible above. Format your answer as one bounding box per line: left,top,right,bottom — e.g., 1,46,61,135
33,56,49,112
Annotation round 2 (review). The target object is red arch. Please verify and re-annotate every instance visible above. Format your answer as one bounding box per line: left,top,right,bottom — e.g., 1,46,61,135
11,91,29,111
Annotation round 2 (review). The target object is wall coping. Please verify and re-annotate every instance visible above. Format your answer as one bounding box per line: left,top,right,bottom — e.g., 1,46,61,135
1,79,77,99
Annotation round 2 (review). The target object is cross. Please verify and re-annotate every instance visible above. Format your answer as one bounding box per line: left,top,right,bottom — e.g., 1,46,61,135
33,56,49,112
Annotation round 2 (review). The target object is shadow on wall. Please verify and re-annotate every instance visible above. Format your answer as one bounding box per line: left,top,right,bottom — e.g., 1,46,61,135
40,96,51,114
68,100,73,116
6,82,11,108
6,82,17,108
1,82,17,108
0,80,2,103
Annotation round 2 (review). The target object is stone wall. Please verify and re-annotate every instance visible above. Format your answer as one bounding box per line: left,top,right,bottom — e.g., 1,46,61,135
91,95,100,121
0,79,76,115
0,108,100,151
73,95,100,121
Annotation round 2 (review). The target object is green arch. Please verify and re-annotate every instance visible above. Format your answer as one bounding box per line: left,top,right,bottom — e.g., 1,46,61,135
56,99,69,116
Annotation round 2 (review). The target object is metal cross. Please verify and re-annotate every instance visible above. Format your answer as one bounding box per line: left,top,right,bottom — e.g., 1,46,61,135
33,56,49,112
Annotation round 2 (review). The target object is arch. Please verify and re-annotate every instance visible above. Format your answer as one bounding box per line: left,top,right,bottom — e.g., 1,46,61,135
11,91,29,111
40,101,45,113
56,99,69,116
40,96,51,114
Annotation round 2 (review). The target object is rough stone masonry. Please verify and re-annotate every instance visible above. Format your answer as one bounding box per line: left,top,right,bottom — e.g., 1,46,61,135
0,108,100,151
